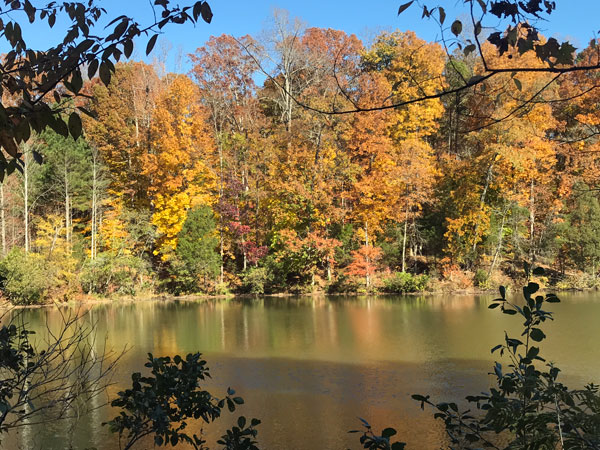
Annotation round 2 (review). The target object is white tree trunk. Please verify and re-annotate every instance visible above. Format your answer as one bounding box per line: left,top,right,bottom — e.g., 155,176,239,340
1,183,6,256
402,201,409,273
24,150,29,253
365,221,370,288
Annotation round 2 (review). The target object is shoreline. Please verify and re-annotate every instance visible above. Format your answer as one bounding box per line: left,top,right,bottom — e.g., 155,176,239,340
2,284,597,310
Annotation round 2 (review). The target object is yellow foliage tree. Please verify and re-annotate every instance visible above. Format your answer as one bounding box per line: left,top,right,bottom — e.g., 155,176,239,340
143,75,217,258
34,214,78,300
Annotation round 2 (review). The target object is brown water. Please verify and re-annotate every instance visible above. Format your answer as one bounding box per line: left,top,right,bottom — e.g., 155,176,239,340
5,292,600,449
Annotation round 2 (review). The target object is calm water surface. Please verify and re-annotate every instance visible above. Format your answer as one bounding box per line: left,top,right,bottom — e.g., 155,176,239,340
6,292,600,449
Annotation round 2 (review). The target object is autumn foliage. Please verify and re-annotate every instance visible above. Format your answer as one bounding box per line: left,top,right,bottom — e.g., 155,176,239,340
1,14,599,302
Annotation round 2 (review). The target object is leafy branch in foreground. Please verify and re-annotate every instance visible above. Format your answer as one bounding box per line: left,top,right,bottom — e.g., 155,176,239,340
239,1,599,117
0,0,214,179
354,267,600,449
105,352,260,450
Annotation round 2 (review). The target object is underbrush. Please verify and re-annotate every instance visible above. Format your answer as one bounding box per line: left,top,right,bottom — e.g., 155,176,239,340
381,272,429,293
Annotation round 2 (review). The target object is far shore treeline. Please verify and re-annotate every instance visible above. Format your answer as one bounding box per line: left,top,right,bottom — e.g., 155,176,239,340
1,13,600,304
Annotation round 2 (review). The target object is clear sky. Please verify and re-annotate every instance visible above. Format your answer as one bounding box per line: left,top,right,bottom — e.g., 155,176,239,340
6,0,600,72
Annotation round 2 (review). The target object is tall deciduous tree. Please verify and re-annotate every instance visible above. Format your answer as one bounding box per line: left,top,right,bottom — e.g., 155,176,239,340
144,75,217,258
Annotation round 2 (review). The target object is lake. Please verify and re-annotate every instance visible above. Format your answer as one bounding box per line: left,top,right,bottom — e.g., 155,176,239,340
5,291,600,449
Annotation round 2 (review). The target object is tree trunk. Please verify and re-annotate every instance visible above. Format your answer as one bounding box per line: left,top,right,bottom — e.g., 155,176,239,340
91,150,98,260
212,116,225,285
489,205,508,277
24,150,29,253
365,221,370,289
402,201,410,273
529,178,535,263
1,183,6,256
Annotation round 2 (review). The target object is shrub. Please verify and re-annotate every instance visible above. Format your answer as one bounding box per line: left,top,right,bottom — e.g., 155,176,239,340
176,206,221,291
327,273,361,294
240,267,269,295
214,281,231,296
473,268,489,289
442,265,474,289
382,272,429,294
81,253,150,296
0,248,50,305
158,257,199,296
555,271,600,290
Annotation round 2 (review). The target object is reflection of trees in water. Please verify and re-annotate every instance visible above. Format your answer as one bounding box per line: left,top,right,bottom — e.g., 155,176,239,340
9,293,600,448
2,307,120,450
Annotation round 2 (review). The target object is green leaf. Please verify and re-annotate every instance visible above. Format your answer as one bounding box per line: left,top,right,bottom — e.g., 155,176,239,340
464,44,476,56
123,39,133,58
32,150,43,164
397,1,414,15
71,70,83,94
468,74,485,85
88,59,99,79
68,113,83,140
451,20,462,36
51,116,69,137
513,77,522,91
77,106,97,119
146,34,158,56
0,135,18,158
526,282,539,295
532,267,545,276
438,7,446,24
15,118,30,143
382,427,397,438
488,302,500,309
200,2,213,23
527,346,540,360
99,61,111,86
499,285,506,299
411,394,429,402
530,328,546,342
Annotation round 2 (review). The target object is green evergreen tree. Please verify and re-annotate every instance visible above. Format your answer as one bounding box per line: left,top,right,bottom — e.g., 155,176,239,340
176,206,221,290
33,130,95,250
565,184,600,274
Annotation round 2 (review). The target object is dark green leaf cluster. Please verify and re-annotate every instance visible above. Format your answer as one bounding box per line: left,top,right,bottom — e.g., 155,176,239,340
216,416,261,450
0,322,35,431
409,1,577,69
349,417,406,450
106,352,259,450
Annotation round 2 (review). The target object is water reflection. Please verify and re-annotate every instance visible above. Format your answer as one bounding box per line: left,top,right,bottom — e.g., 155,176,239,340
5,292,600,449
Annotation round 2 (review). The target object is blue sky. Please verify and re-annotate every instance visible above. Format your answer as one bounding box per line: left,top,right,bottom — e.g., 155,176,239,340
7,0,600,72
